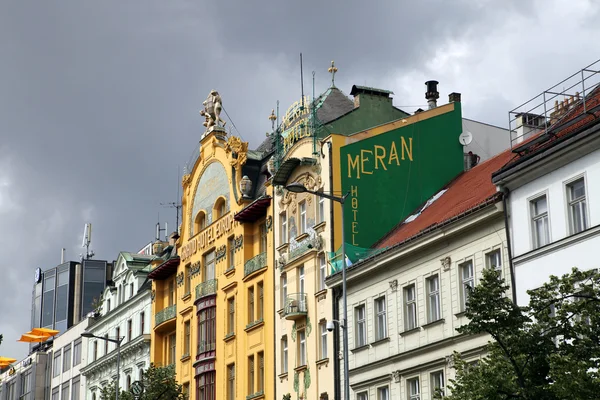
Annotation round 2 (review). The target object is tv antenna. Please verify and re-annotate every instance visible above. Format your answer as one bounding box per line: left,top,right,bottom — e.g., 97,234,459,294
160,166,183,234
81,223,95,260
155,213,167,241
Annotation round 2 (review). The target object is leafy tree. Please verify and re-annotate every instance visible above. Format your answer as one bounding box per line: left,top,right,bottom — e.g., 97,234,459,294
99,364,185,400
441,267,600,400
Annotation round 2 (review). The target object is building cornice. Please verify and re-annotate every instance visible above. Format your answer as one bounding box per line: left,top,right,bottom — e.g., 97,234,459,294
327,203,503,287
87,290,150,330
80,334,150,377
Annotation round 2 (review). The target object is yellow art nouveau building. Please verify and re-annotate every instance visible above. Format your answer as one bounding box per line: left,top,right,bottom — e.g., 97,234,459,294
150,92,275,400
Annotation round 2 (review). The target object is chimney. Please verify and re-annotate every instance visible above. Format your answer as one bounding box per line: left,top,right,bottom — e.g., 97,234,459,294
425,80,439,109
449,92,461,103
61,248,66,264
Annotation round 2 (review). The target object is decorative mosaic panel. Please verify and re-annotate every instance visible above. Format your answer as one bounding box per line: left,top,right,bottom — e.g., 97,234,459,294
190,161,230,236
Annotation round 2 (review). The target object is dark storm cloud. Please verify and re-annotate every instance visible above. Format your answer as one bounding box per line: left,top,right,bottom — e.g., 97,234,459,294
1,0,600,360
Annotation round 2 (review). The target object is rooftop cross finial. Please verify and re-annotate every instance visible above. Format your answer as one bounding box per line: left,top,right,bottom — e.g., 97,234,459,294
269,109,277,131
328,60,338,87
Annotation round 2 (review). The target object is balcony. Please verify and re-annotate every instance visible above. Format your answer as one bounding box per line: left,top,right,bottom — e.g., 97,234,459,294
283,293,307,320
244,252,267,277
155,304,177,328
195,279,218,301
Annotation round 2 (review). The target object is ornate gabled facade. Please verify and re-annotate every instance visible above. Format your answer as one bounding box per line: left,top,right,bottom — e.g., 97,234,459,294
151,91,275,400
81,251,154,400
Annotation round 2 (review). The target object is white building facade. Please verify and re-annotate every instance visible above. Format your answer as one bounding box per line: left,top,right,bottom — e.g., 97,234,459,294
50,318,90,400
0,351,50,400
493,81,600,305
80,252,153,400
326,153,511,400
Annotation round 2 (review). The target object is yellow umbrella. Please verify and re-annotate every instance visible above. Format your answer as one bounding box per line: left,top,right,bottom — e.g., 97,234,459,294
29,328,59,337
18,334,49,343
0,356,17,365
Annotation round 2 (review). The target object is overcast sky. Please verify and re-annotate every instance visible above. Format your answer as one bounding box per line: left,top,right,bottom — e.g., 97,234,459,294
1,0,599,360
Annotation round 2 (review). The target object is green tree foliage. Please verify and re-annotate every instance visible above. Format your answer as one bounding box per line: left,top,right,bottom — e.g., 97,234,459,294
442,267,600,400
99,364,185,400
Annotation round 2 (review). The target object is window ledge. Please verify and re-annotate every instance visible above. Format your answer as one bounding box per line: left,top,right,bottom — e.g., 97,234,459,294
295,232,309,242
351,344,370,353
370,337,390,347
246,391,265,400
422,319,445,328
294,364,308,373
224,333,236,342
278,372,289,381
399,327,420,336
224,267,235,277
245,319,264,332
180,354,191,362
316,358,329,368
315,289,327,301
313,221,327,232
277,242,290,253
454,311,467,318
277,308,284,318
181,293,191,302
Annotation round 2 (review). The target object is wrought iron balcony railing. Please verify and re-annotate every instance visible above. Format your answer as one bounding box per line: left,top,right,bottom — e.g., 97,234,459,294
155,304,177,327
195,279,218,301
283,293,308,320
244,252,267,277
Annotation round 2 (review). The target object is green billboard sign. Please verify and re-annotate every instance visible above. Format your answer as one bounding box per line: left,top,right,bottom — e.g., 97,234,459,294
340,103,464,249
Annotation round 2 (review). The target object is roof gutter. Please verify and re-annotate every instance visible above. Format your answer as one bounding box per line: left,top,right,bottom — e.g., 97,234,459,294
501,187,517,303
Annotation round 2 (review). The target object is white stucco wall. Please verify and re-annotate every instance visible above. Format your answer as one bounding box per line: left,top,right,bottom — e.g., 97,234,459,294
50,318,89,400
332,211,507,400
508,147,600,304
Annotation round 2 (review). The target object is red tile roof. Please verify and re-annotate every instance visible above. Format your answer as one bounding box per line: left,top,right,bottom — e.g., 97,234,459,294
376,150,514,249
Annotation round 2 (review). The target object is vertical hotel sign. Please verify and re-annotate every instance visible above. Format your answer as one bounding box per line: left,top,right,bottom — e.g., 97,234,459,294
340,104,464,249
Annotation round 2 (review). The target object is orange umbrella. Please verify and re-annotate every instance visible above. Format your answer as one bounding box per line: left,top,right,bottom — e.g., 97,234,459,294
18,334,49,343
29,328,59,337
0,356,17,365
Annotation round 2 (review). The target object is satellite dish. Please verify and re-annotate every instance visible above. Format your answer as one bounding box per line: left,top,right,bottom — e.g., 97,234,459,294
459,131,473,146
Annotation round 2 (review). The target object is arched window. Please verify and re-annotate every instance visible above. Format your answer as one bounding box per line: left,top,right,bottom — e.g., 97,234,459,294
214,197,227,220
126,375,131,390
195,211,207,233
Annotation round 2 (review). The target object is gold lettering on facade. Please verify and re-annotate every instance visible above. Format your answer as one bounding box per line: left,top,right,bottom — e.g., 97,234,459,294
348,154,360,179
401,137,413,161
388,142,400,166
181,214,236,262
360,149,373,175
350,186,359,246
374,145,387,170
346,136,414,179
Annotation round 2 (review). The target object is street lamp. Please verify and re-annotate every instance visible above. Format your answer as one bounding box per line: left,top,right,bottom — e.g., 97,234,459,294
82,332,125,400
285,182,350,400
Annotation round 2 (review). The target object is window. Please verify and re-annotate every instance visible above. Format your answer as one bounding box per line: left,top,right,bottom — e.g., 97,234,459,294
377,386,389,400
115,327,121,344
318,195,325,223
257,282,264,320
280,274,288,308
168,279,175,306
281,336,288,373
204,251,215,281
259,222,267,253
404,284,417,331
460,261,474,311
168,333,176,364
248,355,255,395
299,201,307,234
227,364,235,400
63,344,71,372
92,393,96,400
107,298,111,313
228,236,235,270
531,195,550,248
248,286,255,323
127,319,133,342
430,370,445,397
298,330,306,366
195,211,206,233
130,282,134,298
20,371,32,399
258,351,264,392
298,266,305,294
280,212,288,243
61,382,70,400
139,368,144,380
407,377,420,400
51,386,59,400
71,375,80,400
427,275,441,323
319,321,328,359
140,311,145,335
216,198,226,219
196,371,215,400
93,341,98,361
318,254,327,291
6,381,16,400
357,392,368,400
568,178,588,234
184,320,191,356
198,307,216,353
53,350,61,377
72,339,82,366
485,249,502,273
126,375,131,390
227,297,235,335
355,304,366,347
185,264,191,295
183,383,189,400
373,296,387,340
104,334,109,355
